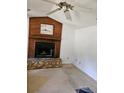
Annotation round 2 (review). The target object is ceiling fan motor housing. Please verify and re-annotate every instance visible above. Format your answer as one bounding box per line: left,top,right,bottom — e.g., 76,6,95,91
58,2,74,11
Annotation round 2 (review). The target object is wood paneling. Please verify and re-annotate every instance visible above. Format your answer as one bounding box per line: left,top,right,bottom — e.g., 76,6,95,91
29,17,62,39
28,17,62,58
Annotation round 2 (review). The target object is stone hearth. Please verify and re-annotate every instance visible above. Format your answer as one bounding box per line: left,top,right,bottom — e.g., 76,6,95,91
27,58,62,70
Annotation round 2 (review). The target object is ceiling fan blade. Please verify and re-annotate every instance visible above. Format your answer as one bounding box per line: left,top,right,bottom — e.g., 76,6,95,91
64,10,72,21
42,0,58,5
74,6,96,14
47,8,61,15
74,3,96,14
73,9,80,18
74,2,92,10
74,6,92,12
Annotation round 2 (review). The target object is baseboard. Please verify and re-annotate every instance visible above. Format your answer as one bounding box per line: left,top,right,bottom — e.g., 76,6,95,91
72,63,97,82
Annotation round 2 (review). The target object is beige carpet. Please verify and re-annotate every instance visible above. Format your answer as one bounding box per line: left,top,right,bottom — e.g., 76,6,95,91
27,64,97,93
27,75,48,93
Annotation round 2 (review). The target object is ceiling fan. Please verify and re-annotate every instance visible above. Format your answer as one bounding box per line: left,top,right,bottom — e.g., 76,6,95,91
42,0,92,21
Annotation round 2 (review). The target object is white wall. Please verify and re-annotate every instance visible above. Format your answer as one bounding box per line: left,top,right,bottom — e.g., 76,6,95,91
60,23,76,64
60,24,97,80
73,25,97,80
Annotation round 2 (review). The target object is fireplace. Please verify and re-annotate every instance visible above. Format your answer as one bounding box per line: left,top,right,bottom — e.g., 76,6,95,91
35,42,55,58
28,17,62,58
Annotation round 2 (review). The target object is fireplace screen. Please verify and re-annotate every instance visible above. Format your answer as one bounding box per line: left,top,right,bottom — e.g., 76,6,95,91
35,42,55,58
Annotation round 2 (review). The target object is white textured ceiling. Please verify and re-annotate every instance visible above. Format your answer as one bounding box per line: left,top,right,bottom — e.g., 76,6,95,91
27,0,97,28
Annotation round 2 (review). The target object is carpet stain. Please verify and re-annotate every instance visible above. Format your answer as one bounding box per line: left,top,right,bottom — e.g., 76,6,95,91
27,75,48,93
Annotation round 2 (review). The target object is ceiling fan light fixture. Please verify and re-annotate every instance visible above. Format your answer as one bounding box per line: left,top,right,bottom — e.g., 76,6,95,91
64,10,72,21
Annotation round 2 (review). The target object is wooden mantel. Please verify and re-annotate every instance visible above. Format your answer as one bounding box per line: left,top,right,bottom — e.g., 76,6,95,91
29,35,61,41
28,17,63,58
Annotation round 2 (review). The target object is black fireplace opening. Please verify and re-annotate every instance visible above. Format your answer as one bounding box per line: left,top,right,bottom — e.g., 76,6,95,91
35,42,55,58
